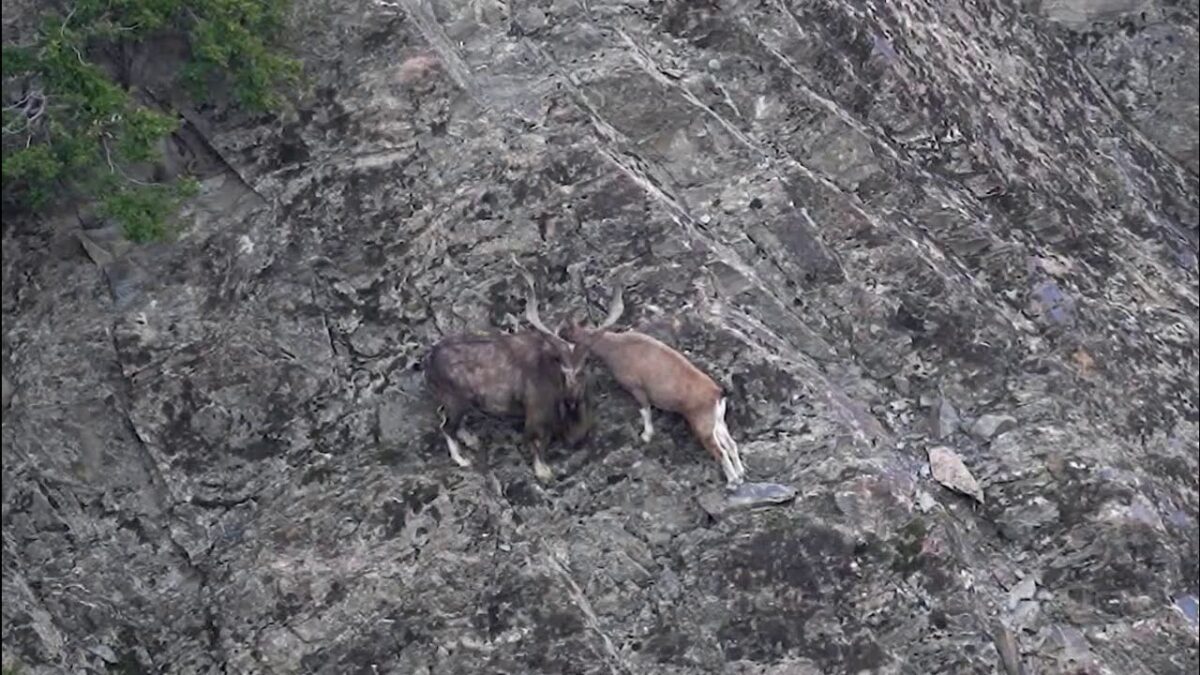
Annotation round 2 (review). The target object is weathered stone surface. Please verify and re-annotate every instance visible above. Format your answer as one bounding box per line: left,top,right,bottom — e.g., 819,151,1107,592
1040,0,1152,27
928,445,986,503
929,397,961,439
1042,0,1200,174
701,482,798,516
970,413,1019,440
2,0,1198,673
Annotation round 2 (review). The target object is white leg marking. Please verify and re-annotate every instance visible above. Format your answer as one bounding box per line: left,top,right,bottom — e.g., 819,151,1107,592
724,436,745,479
718,443,742,488
714,398,746,480
639,407,654,443
534,457,554,483
444,433,472,467
719,424,745,479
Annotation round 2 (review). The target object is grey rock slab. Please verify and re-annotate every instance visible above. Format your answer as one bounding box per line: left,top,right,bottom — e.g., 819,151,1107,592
1174,595,1199,626
915,489,940,513
997,495,1062,542
75,230,116,268
1040,0,1200,174
929,397,961,439
991,622,1025,675
511,7,547,35
927,446,985,503
1008,576,1038,609
1009,599,1041,631
698,482,797,516
101,258,150,310
970,414,1019,440
1039,0,1152,27
727,481,799,508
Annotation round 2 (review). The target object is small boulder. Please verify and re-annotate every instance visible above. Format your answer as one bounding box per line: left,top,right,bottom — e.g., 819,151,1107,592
700,482,797,517
511,7,547,35
927,446,984,502
969,414,1017,440
1007,576,1037,609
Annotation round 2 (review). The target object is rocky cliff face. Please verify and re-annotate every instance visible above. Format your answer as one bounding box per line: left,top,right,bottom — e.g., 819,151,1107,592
3,0,1198,673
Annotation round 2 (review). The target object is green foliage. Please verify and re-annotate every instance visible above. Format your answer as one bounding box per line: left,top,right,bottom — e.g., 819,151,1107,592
2,0,299,241
184,0,301,111
118,108,179,162
2,45,39,76
2,144,62,210
101,177,199,242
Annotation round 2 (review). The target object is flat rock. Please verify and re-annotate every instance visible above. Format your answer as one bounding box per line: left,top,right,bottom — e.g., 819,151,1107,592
1007,576,1038,609
1039,0,1151,27
699,482,797,516
970,414,1018,440
991,623,1024,675
928,446,985,503
76,230,116,268
1174,595,1198,626
728,481,798,507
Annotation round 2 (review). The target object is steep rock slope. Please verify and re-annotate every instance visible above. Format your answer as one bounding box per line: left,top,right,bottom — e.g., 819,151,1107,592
1039,0,1200,175
3,0,1198,673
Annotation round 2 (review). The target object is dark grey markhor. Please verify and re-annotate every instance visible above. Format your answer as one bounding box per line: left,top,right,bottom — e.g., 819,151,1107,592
422,265,607,482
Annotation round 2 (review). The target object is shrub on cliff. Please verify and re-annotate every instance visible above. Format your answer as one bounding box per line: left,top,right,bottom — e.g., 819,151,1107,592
1,0,299,242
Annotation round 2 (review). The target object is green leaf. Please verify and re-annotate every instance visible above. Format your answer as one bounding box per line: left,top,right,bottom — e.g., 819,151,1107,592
117,108,179,162
100,182,189,242
1,45,38,76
